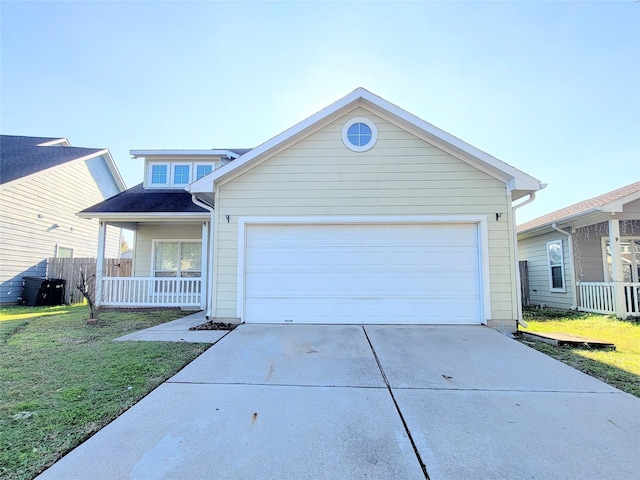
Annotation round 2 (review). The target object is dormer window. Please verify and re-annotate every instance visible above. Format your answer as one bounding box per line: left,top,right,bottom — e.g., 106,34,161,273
151,164,169,185
173,164,190,184
146,161,216,188
196,165,213,180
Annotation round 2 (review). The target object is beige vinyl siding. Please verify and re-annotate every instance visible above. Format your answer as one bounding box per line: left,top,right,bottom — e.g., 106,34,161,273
518,232,575,310
0,155,121,303
213,107,515,321
133,223,203,276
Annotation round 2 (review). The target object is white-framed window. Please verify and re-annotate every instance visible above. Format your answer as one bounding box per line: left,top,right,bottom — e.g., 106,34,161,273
152,240,202,277
56,246,73,258
342,117,378,152
149,163,170,186
172,164,191,185
547,239,565,292
196,164,213,180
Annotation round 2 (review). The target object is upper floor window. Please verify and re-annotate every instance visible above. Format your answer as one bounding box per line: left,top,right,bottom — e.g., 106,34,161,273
173,165,190,184
196,165,213,179
151,164,168,185
547,240,565,292
342,117,378,152
147,162,216,188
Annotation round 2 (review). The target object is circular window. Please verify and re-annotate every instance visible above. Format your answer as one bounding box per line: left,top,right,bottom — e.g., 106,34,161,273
342,117,378,152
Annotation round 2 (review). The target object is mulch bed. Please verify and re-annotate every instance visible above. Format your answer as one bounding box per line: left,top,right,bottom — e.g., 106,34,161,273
189,320,238,331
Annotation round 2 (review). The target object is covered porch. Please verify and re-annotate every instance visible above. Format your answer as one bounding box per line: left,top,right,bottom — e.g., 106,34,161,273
574,219,640,318
94,217,211,309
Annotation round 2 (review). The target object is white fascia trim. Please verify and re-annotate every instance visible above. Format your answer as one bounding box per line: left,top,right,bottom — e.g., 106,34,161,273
101,150,127,191
189,87,542,194
235,214,491,323
76,212,209,220
38,138,70,147
130,150,239,159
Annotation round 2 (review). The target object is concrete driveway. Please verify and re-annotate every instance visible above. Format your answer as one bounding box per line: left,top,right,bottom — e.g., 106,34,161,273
37,324,640,480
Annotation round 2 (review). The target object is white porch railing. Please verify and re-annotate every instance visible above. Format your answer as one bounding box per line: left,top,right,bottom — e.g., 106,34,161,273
100,277,202,307
623,283,640,317
577,282,640,317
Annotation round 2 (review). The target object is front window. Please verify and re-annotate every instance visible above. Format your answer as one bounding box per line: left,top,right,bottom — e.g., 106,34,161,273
196,164,213,179
173,165,190,184
547,240,565,292
151,165,168,185
154,241,201,277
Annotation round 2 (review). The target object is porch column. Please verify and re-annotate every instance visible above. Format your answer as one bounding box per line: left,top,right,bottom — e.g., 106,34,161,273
200,221,209,310
95,221,107,306
609,219,628,319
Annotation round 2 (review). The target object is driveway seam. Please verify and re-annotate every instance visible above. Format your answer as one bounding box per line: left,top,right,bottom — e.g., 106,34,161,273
362,326,431,480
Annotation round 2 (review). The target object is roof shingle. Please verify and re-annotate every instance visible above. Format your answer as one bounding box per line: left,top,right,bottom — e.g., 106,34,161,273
518,181,640,232
1,135,105,184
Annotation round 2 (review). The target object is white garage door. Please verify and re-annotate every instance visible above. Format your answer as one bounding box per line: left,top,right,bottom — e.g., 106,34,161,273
243,223,482,324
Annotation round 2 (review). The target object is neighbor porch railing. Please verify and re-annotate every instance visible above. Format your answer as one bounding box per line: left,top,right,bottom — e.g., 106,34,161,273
100,277,202,307
577,282,640,317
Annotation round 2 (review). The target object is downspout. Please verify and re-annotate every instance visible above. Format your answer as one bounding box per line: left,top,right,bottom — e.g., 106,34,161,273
551,223,578,310
191,194,215,320
512,192,536,328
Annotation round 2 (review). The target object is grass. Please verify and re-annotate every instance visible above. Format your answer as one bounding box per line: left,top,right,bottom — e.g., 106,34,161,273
518,309,640,397
0,305,210,480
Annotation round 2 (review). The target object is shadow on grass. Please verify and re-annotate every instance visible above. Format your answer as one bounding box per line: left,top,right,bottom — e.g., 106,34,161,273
519,338,640,398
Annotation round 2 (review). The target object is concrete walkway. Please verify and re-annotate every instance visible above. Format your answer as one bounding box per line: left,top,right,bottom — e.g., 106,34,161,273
37,323,640,480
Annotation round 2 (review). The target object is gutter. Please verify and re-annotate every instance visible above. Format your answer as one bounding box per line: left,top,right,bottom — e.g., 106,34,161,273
191,194,215,320
551,223,578,310
512,192,537,328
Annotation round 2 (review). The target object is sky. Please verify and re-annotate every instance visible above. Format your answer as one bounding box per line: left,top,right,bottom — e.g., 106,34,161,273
1,0,639,224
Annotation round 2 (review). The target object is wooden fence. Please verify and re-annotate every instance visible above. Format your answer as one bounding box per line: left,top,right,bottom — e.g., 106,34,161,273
47,257,132,305
519,260,529,307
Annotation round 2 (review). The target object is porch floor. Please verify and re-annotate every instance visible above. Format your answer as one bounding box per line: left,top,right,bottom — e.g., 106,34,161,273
521,331,616,349
114,311,231,344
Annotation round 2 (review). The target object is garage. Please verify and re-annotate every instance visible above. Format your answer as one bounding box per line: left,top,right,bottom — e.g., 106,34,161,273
242,222,484,324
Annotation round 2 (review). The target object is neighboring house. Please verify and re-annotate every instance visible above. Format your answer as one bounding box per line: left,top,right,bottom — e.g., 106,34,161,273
517,182,640,318
79,88,543,332
0,135,125,304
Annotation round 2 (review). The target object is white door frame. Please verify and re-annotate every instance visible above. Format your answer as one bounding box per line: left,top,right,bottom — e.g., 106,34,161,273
237,215,492,323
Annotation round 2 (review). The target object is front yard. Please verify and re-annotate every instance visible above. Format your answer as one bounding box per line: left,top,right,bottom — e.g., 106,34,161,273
518,310,640,397
0,305,210,480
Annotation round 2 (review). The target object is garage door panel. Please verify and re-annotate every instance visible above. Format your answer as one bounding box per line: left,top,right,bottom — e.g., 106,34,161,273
244,223,482,324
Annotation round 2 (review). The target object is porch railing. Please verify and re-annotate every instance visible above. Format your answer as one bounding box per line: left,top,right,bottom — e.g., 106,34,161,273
100,277,202,307
577,282,640,317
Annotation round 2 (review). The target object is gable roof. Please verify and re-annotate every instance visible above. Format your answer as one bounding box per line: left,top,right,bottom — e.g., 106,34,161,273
517,181,640,233
0,135,126,190
188,87,543,200
78,183,208,218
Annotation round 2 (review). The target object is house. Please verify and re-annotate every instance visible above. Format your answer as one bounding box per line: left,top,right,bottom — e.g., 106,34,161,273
79,88,543,332
0,135,126,304
517,182,640,318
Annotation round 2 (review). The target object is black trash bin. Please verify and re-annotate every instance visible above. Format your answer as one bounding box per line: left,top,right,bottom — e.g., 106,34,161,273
22,277,67,306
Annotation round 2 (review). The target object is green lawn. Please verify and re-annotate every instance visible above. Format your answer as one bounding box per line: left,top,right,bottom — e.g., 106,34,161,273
519,310,640,397
0,305,210,480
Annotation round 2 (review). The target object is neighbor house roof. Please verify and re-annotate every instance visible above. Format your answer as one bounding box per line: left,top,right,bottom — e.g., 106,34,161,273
517,181,640,233
0,134,126,190
188,87,543,200
78,183,208,218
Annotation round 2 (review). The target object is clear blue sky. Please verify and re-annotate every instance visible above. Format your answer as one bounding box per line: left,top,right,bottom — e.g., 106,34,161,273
2,1,639,223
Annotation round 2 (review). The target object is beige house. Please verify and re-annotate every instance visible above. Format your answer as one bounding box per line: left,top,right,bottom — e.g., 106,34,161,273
80,88,543,332
518,182,640,318
0,135,125,304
